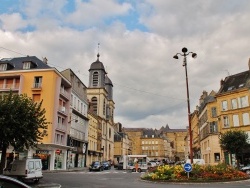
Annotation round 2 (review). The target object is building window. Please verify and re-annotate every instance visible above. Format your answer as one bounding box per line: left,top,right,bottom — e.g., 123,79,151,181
214,153,220,162
32,94,40,102
103,100,106,115
23,62,31,69
210,121,218,133
221,100,228,111
223,116,229,128
70,94,73,105
33,76,42,88
92,72,99,86
0,64,7,71
211,107,217,118
74,96,76,108
233,114,239,127
239,96,248,108
91,97,98,114
109,128,111,139
243,113,250,125
231,99,237,109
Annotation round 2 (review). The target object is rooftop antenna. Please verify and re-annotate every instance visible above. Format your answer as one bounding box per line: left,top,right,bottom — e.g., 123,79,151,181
97,43,100,61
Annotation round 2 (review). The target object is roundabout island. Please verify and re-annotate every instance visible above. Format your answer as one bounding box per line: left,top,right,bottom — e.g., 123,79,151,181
141,163,249,183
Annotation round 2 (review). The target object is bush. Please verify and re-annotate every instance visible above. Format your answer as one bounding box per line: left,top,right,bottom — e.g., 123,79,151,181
141,163,249,182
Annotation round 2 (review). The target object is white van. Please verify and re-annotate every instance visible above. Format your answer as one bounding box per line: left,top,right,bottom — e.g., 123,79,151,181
185,159,205,165
3,158,43,183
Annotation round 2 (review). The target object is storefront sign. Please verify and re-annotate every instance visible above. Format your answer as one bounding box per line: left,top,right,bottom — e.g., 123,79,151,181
55,149,62,155
83,143,86,154
36,150,49,154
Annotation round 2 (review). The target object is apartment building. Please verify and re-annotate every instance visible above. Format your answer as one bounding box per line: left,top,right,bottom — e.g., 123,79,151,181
0,56,72,170
198,91,222,165
141,129,165,160
190,109,200,159
160,125,186,161
216,65,250,165
61,69,89,168
123,128,143,155
113,123,131,164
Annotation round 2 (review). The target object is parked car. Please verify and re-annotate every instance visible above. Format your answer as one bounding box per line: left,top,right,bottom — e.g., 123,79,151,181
185,159,205,165
241,164,250,174
89,161,104,172
0,175,31,188
3,158,43,183
117,162,124,170
102,161,111,170
148,160,158,167
174,161,185,166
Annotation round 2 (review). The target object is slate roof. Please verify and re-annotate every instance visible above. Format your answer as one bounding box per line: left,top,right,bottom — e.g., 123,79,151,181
0,56,51,70
142,128,160,138
89,53,106,73
105,75,113,86
217,70,250,94
159,125,186,133
199,95,216,113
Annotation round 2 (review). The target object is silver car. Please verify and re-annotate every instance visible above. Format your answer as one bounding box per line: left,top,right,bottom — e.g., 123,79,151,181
0,175,31,188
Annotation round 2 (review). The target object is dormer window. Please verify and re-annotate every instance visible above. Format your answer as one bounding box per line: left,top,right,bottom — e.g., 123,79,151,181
0,64,7,71
239,83,245,88
23,62,31,69
227,86,234,91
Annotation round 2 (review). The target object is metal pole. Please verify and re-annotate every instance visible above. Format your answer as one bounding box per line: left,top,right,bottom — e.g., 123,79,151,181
183,55,193,164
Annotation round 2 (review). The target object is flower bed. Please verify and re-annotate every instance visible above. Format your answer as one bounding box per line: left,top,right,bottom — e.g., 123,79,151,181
141,163,249,182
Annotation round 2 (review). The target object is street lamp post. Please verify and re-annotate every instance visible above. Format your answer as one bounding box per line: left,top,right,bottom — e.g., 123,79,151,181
173,47,197,164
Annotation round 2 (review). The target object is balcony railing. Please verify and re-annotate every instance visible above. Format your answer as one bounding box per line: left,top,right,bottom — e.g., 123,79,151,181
58,106,67,114
33,82,42,88
56,123,67,132
60,89,70,100
0,83,19,90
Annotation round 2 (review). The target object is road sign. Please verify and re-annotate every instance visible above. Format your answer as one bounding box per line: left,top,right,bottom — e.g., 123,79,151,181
184,163,192,172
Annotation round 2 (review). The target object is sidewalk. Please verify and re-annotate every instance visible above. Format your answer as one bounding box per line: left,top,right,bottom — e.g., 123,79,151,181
43,167,88,173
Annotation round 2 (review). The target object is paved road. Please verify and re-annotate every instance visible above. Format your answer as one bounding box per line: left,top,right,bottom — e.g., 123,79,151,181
30,169,250,188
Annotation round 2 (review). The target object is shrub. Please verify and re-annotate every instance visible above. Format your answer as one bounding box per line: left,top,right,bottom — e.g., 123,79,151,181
141,163,249,182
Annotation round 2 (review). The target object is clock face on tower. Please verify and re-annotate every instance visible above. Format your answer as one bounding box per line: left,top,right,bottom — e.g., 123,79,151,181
83,143,86,153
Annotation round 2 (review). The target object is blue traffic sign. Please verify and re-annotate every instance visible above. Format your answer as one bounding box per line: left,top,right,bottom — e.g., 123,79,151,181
184,163,192,172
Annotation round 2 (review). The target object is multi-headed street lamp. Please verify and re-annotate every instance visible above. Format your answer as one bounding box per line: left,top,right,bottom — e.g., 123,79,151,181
173,47,197,164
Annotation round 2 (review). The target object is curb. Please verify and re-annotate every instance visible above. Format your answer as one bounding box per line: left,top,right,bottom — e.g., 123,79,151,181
43,168,88,173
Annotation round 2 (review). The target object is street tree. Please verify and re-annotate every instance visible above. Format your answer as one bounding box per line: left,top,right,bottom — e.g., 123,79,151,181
219,130,249,167
0,92,48,174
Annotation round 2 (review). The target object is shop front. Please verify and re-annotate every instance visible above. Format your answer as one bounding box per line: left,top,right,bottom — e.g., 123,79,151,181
34,143,71,171
69,143,87,168
34,150,50,170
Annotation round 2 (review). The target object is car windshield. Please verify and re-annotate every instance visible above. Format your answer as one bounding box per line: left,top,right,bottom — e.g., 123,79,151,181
92,162,100,165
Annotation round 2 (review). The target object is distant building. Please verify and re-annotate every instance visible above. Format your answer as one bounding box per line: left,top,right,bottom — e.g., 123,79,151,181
124,126,186,161
113,123,131,164
160,125,187,161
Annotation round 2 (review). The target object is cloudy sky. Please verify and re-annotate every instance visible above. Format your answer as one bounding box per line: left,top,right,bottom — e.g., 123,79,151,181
1,0,250,130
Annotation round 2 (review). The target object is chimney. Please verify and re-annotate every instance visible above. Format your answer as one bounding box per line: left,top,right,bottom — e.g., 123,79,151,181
199,90,207,104
248,58,250,71
196,105,199,111
43,57,48,64
202,90,208,97
220,79,224,86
